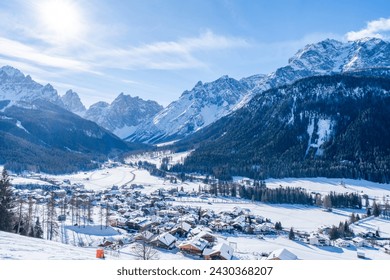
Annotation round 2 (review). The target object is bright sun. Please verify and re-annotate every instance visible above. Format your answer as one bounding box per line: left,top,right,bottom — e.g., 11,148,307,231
36,0,84,42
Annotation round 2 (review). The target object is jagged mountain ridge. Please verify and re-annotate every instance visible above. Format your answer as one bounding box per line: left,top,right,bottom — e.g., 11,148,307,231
172,74,390,183
0,66,63,106
0,66,149,174
83,93,163,138
126,75,251,143
238,38,390,104
0,65,163,139
61,89,86,114
128,38,390,144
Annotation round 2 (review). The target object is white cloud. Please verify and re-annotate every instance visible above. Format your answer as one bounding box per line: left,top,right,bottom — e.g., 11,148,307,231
93,30,249,70
346,18,390,41
0,37,96,73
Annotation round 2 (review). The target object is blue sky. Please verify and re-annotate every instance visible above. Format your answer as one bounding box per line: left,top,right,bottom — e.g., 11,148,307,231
1,0,390,107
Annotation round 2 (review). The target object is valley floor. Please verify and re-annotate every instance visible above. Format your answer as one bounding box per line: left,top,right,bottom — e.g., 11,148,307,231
4,152,390,260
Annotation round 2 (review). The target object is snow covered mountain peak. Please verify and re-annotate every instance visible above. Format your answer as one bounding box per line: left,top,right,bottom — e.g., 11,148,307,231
61,89,86,114
83,93,163,138
128,38,390,144
288,39,346,72
0,65,25,78
288,37,390,73
0,65,62,105
127,75,250,143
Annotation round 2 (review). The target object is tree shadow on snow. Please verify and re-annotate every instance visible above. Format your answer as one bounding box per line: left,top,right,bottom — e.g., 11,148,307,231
317,245,343,254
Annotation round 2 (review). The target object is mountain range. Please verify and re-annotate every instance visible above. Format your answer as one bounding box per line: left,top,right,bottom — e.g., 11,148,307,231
82,93,162,138
2,37,390,178
128,37,390,143
171,74,390,183
126,75,251,143
0,66,147,173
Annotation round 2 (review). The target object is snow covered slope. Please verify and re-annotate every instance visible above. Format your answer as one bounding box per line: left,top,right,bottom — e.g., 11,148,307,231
236,38,390,108
84,93,162,138
127,75,250,143
61,89,86,114
0,230,97,260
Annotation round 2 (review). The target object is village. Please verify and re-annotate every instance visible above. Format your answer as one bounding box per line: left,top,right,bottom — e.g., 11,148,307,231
8,158,390,260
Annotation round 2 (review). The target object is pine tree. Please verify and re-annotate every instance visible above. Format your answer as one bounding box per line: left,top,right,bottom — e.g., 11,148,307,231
0,168,14,232
329,226,340,240
289,227,295,240
275,221,282,230
28,225,35,237
33,217,43,238
372,201,381,217
350,213,356,223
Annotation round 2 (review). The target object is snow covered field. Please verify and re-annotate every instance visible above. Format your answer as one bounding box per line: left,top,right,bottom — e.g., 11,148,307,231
351,216,390,238
41,164,200,193
125,150,193,169
265,177,390,202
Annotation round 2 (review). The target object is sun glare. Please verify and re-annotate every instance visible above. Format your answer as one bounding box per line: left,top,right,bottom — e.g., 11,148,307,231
36,0,84,43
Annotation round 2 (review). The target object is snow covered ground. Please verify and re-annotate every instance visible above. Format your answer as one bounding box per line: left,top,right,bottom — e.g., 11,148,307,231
36,164,199,194
0,230,97,260
10,177,53,186
265,177,390,202
2,225,390,260
125,150,193,169
350,216,390,238
220,234,390,260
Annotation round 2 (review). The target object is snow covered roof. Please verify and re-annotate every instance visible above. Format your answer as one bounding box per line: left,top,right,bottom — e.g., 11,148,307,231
189,226,212,236
135,231,154,241
352,237,365,243
129,217,152,227
153,232,177,247
175,221,192,232
179,236,208,251
204,242,234,260
266,248,298,260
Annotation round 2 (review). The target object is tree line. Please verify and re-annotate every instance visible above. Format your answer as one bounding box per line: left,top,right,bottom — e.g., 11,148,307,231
0,168,111,242
202,180,363,209
0,169,43,238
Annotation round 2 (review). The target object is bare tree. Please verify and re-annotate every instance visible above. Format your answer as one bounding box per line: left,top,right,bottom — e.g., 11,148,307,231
70,195,76,225
26,196,35,236
105,202,110,228
323,195,332,210
99,204,104,230
87,196,93,225
15,198,25,234
131,232,159,260
46,192,58,240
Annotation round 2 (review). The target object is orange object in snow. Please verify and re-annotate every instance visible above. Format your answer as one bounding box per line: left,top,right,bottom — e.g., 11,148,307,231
96,248,105,259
